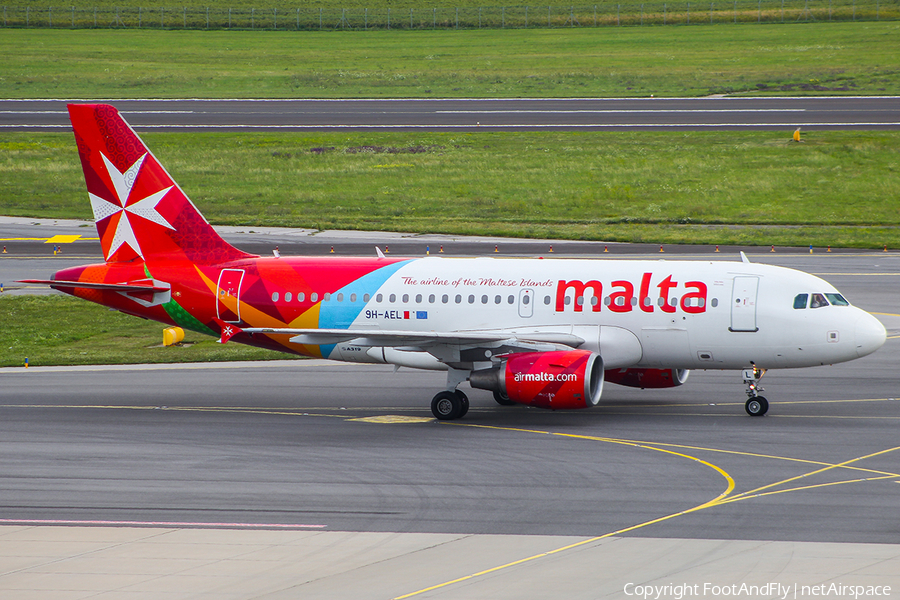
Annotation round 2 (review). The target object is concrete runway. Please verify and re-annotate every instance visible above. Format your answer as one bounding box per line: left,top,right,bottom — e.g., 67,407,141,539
1,222,899,598
2,97,899,131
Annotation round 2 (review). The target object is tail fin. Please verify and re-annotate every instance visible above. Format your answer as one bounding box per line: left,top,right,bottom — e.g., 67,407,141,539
68,104,252,264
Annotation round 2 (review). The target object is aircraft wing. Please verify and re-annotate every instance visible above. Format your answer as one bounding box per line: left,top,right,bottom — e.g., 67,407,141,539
234,326,584,353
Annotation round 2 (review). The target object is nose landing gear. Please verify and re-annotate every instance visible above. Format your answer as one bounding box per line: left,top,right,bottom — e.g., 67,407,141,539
742,364,768,416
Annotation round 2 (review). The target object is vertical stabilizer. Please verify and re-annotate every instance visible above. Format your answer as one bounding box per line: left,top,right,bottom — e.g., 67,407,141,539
68,104,252,264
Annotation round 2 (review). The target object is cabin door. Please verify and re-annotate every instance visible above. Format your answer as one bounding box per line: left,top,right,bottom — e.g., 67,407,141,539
216,269,245,323
730,276,759,332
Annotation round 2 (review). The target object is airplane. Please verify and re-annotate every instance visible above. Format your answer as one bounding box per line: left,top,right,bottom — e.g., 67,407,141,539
21,104,887,420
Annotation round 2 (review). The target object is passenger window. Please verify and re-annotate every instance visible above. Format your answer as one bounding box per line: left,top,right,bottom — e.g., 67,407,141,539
311,292,318,302
402,294,409,303
468,295,475,304
298,292,305,302
389,293,396,303
455,294,462,304
337,293,344,302
793,294,808,309
825,293,849,306
810,293,829,309
375,293,382,302
415,294,423,303
543,296,551,305
285,292,292,302
323,293,331,301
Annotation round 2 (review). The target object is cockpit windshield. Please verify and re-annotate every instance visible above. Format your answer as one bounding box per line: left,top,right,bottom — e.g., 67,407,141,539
793,292,850,309
825,293,849,306
810,293,829,308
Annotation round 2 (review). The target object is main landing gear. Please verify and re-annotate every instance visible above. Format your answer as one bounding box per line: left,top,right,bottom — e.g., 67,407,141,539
742,364,768,416
431,368,472,421
431,390,469,420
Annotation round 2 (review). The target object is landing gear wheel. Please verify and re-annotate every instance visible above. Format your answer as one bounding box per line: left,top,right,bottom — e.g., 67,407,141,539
432,391,463,420
493,390,515,406
745,396,769,417
455,390,470,417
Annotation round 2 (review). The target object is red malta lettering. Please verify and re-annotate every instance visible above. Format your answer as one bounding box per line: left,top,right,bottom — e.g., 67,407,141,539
556,273,707,314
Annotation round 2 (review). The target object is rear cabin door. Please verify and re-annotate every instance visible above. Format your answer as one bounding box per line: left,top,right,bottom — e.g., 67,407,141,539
730,276,759,332
216,269,245,323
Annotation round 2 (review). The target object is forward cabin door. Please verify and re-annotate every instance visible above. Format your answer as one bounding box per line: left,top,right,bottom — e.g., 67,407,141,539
730,276,759,332
216,269,245,323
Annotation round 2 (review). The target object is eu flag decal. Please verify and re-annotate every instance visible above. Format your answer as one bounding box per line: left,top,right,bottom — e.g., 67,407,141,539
416,311,428,319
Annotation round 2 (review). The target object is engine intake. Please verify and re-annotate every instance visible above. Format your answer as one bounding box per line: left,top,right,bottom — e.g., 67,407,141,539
469,350,604,410
604,368,689,389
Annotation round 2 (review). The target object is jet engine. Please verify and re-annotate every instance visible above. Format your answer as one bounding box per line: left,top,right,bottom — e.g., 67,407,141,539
604,368,689,389
469,350,604,409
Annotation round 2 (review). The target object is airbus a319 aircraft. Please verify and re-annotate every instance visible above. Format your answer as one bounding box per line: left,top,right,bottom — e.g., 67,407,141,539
23,104,887,420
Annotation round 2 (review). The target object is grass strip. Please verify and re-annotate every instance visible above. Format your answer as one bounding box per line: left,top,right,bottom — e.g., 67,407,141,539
0,294,295,367
3,23,900,98
3,129,898,248
6,1,896,29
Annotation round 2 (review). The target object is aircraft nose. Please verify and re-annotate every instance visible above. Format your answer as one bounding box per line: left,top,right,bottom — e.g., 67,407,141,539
854,311,887,358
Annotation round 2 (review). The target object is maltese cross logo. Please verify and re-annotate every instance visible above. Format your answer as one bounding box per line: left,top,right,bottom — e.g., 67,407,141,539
90,152,174,260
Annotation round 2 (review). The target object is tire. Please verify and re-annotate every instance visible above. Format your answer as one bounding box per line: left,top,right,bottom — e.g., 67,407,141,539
745,396,769,416
432,391,462,420
455,390,470,417
493,389,515,406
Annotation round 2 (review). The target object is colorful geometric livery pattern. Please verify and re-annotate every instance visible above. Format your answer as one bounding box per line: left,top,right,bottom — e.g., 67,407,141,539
59,104,412,358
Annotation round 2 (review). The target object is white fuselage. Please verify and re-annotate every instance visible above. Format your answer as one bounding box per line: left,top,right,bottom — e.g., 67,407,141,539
315,257,886,371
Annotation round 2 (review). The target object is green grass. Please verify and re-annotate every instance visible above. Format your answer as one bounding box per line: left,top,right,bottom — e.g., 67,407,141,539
3,23,900,98
0,294,297,367
2,129,899,248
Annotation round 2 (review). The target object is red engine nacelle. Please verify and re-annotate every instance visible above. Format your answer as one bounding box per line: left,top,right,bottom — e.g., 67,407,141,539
604,368,689,389
469,350,604,409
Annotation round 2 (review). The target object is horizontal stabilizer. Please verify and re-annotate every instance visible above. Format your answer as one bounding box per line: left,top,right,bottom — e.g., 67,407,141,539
18,279,171,293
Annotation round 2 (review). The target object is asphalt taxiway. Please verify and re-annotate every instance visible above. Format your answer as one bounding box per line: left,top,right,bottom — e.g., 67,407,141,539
1,224,899,598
